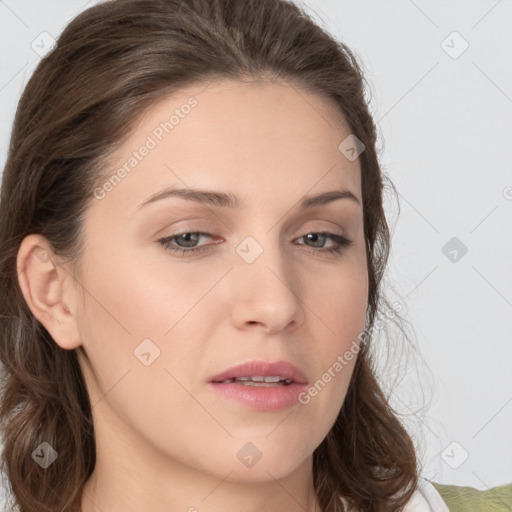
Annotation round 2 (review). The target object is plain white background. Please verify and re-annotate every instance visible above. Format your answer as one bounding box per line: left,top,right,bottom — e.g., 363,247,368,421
0,0,510,501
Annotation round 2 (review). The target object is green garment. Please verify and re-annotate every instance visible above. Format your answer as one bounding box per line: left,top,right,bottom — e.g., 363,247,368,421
432,482,512,511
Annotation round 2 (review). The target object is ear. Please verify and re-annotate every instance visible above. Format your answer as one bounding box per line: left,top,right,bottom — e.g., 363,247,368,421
16,234,82,350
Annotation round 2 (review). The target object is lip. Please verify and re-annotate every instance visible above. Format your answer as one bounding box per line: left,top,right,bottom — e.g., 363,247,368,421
208,360,309,412
209,360,308,385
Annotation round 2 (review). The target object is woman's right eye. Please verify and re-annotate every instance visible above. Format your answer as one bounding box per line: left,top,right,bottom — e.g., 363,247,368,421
157,232,215,256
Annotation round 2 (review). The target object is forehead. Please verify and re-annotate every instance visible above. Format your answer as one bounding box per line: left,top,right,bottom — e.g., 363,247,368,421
95,78,362,216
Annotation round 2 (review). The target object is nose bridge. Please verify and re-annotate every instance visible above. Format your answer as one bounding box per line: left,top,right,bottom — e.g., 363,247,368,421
232,194,291,265
235,229,294,287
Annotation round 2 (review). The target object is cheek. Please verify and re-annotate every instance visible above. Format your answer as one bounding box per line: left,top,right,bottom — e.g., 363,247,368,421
75,253,215,454
306,257,368,340
302,259,367,401
75,234,228,418
290,256,362,342
79,229,218,343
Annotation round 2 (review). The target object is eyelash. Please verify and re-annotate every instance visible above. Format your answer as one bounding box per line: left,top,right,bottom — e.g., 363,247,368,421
157,231,353,257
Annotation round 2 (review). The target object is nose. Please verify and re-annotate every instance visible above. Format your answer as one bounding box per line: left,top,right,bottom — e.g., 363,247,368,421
230,239,305,335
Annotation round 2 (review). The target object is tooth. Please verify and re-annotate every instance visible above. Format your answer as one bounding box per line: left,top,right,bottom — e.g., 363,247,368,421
235,377,250,381
263,376,281,383
251,376,265,382
240,381,286,387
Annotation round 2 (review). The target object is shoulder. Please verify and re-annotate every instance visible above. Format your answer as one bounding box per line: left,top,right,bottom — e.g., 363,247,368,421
403,478,450,512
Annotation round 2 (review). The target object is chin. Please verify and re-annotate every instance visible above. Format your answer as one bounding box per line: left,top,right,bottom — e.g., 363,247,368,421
221,462,304,484
206,445,311,484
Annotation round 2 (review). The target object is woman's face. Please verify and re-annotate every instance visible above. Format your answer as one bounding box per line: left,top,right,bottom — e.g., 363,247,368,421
72,78,368,482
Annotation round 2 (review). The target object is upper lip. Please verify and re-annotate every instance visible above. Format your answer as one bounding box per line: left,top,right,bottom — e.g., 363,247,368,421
209,360,308,385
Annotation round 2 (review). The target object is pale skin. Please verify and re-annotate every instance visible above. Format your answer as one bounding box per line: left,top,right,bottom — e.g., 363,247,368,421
17,78,368,512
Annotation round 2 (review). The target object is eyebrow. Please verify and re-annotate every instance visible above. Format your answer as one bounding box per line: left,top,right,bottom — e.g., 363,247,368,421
135,186,361,212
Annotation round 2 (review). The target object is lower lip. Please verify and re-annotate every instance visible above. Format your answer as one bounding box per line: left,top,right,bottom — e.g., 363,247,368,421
208,381,308,411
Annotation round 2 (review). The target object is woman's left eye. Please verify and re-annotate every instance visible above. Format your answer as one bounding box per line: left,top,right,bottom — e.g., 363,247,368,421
157,231,353,257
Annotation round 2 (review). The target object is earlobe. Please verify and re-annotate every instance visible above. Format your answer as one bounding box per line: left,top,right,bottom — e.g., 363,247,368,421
16,234,82,350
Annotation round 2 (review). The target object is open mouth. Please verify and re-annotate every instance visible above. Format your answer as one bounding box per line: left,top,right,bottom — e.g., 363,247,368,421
208,360,308,411
214,376,294,386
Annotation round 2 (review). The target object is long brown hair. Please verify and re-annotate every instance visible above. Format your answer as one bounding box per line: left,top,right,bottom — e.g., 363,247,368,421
0,0,420,510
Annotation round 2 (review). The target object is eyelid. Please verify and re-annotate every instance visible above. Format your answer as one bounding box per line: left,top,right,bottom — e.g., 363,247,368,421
161,216,348,234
